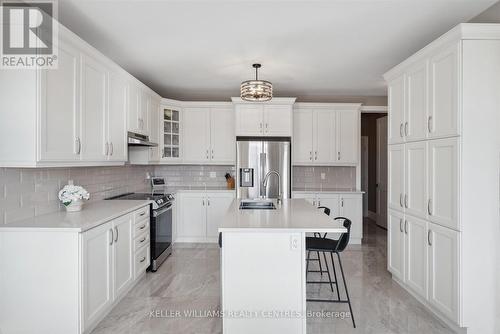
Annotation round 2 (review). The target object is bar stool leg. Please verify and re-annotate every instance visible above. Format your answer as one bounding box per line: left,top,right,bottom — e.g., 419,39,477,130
321,251,334,292
306,250,311,278
336,252,356,328
316,251,323,276
329,252,341,301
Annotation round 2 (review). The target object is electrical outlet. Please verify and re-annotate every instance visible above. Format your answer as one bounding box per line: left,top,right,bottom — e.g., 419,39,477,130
209,172,217,178
320,173,326,180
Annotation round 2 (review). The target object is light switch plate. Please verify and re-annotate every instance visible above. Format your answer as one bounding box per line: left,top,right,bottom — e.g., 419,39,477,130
209,172,216,178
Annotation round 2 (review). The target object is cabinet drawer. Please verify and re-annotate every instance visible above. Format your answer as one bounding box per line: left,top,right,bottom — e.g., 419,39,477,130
134,207,150,221
134,231,150,252
134,245,150,278
134,220,149,237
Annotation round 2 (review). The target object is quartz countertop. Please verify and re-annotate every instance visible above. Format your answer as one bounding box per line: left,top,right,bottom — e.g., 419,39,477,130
219,199,347,233
292,187,364,194
0,200,152,232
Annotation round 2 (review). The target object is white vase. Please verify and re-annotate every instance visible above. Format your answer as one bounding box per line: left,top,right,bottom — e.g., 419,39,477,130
65,199,83,212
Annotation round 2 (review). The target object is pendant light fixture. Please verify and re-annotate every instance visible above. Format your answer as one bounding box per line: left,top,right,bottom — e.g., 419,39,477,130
240,63,273,101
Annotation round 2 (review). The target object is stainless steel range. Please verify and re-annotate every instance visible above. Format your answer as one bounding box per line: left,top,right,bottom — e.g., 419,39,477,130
107,190,174,271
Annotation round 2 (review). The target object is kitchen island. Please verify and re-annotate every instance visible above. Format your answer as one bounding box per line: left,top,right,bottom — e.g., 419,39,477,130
218,198,347,334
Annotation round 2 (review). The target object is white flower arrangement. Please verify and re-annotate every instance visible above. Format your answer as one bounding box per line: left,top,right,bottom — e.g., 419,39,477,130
58,181,90,207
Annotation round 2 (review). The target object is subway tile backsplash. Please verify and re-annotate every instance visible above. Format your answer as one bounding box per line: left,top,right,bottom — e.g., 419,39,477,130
293,166,356,190
154,165,236,188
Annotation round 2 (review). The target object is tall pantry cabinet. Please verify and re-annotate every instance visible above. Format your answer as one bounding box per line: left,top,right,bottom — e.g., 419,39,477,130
384,24,500,334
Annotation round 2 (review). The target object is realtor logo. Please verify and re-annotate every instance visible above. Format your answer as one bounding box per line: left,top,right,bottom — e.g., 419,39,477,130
1,0,58,68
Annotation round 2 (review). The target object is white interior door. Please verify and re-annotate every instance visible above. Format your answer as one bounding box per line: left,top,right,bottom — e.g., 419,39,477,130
81,54,107,161
405,215,428,299
210,107,235,163
107,71,127,162
428,138,459,230
292,109,313,164
264,105,292,136
388,144,404,212
388,210,405,281
406,62,428,141
388,74,405,144
405,141,428,219
206,193,234,239
39,39,80,161
182,107,210,163
376,117,388,228
113,214,133,299
178,194,207,238
336,110,359,163
314,110,336,164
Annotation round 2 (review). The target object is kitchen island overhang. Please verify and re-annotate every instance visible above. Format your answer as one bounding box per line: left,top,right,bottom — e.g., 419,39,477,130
218,198,347,334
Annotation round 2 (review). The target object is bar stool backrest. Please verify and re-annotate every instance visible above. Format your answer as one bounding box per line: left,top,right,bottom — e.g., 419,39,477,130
333,217,352,252
318,206,331,216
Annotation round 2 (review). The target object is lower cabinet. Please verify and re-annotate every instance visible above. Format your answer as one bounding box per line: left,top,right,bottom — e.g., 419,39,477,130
176,191,235,242
388,209,459,325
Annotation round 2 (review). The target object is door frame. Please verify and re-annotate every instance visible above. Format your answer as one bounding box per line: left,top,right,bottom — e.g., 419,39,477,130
376,116,388,228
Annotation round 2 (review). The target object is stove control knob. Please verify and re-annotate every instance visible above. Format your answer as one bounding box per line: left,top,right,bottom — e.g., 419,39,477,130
158,199,163,204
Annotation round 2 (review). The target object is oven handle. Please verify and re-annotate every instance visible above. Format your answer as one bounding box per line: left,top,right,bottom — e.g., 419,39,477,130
153,204,172,217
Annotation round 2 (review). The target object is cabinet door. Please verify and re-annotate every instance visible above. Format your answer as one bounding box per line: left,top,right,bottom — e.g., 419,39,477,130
182,107,210,163
388,144,405,212
148,97,161,162
161,107,181,160
235,104,263,136
139,90,150,135
292,109,314,164
405,141,427,219
206,193,235,239
428,223,459,323
406,62,428,141
127,83,141,133
428,138,459,230
113,214,133,299
264,105,292,136
39,39,80,161
429,42,460,138
314,110,336,164
336,110,359,164
178,194,207,238
340,195,363,242
405,215,428,299
388,74,405,144
81,54,107,161
107,71,128,162
82,222,113,330
316,194,340,217
210,107,235,164
388,210,405,281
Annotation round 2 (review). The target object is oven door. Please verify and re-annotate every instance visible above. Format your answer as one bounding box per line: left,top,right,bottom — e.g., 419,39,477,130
151,203,172,264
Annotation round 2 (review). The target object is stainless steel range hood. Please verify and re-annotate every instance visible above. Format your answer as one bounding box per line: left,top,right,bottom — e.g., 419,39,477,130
127,131,158,147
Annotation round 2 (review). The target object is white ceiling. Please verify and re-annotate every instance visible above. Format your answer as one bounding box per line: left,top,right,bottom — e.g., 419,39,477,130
58,0,496,101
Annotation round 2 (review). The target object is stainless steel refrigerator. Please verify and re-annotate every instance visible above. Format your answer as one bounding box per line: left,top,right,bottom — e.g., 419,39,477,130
236,137,291,200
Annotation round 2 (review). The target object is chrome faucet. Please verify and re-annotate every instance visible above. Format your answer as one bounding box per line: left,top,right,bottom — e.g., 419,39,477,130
263,170,282,205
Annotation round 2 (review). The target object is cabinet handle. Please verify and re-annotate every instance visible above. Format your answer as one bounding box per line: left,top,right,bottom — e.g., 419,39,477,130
265,123,268,133
114,226,118,242
312,200,316,206
404,194,408,208
110,142,114,156
139,211,146,216
140,256,146,263
206,149,209,159
318,200,321,206
337,151,341,161
211,149,214,160
428,116,433,133
428,230,432,246
105,142,109,156
315,151,318,160
404,220,408,234
309,151,312,161
400,123,404,137
404,122,409,137
139,224,146,230
399,193,403,207
428,198,433,215
202,199,205,206
109,228,114,246
75,137,81,154
341,198,344,207
399,219,403,233
140,236,146,243
259,122,263,133
207,198,210,206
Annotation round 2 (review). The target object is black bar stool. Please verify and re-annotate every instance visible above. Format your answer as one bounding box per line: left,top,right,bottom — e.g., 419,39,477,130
306,207,331,280
306,217,356,328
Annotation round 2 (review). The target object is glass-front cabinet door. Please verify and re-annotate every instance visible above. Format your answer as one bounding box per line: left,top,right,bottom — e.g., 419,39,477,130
161,107,181,160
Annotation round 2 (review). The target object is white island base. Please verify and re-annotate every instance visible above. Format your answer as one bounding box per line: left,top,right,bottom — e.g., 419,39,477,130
219,199,346,334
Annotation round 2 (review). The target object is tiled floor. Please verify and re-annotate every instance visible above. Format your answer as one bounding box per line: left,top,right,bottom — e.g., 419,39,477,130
91,220,454,334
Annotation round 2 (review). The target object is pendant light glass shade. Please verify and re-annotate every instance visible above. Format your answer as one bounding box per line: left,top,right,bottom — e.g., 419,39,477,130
240,64,273,101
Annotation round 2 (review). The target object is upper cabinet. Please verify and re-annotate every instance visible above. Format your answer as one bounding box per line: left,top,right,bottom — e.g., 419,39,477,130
292,104,360,166
160,103,182,161
233,98,295,137
128,84,152,136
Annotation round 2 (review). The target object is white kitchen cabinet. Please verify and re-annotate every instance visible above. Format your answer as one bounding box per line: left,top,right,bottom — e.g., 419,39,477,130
406,62,428,141
38,37,81,162
107,71,128,162
183,107,211,163
148,96,161,162
429,42,460,138
82,221,113,330
234,104,263,136
80,53,108,161
428,222,459,323
428,138,459,230
291,192,316,206
128,83,141,133
210,107,236,163
405,141,428,219
263,104,292,136
112,214,133,300
140,90,151,135
388,210,405,281
339,194,363,242
206,193,235,239
388,144,405,211
388,74,405,144
405,215,428,299
292,109,314,164
316,193,340,217
336,110,359,163
314,110,336,163
160,105,182,161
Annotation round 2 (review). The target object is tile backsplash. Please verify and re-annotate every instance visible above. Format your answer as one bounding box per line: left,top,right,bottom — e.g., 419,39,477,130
293,166,356,190
0,166,153,224
154,165,235,188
